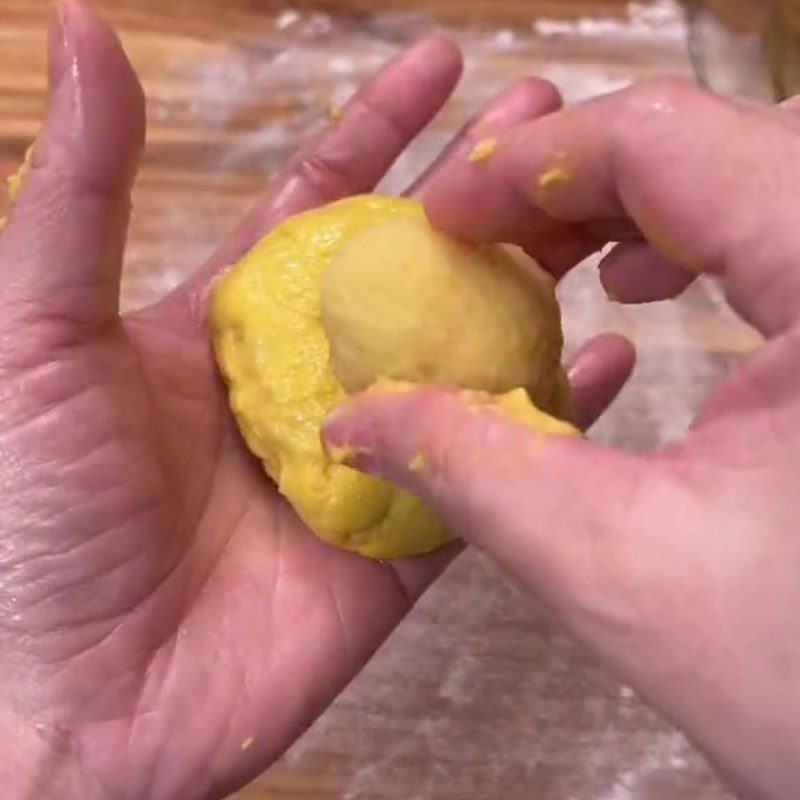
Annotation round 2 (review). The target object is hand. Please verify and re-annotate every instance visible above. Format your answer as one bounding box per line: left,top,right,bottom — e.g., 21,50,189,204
325,80,800,800
0,3,631,799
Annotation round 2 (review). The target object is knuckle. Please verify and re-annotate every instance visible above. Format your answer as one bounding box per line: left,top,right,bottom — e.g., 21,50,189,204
624,76,698,116
349,93,408,145
413,395,461,477
613,76,704,159
415,393,483,488
292,149,354,203
421,394,520,498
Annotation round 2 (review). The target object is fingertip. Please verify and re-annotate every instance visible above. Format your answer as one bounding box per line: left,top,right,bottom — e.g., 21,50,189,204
406,35,463,67
321,399,369,461
0,0,144,325
421,163,477,235
501,77,563,117
397,36,464,91
569,332,637,385
407,77,560,200
47,2,70,89
322,384,437,451
74,0,146,127
173,36,461,310
567,333,636,430
23,0,144,200
423,109,550,242
49,0,145,183
599,241,695,303
472,78,562,136
422,151,527,242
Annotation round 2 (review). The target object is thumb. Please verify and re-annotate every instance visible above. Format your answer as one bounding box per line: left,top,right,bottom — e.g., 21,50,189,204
323,386,646,615
0,0,145,331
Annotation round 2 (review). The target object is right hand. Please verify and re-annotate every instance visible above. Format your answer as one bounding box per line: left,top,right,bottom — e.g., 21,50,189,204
324,80,800,800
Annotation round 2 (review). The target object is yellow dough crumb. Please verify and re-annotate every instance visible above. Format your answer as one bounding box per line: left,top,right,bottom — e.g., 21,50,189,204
408,452,427,473
467,138,498,163
537,152,574,191
330,104,344,123
210,195,573,560
240,737,254,751
328,442,373,466
1,143,34,230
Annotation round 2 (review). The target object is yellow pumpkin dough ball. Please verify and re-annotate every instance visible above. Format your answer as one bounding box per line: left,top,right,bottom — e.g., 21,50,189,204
210,195,575,560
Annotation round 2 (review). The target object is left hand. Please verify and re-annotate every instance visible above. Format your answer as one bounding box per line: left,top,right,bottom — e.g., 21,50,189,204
0,3,631,799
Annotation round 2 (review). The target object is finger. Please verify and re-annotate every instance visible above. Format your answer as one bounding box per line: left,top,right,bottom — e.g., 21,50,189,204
424,77,800,336
567,333,636,430
599,241,695,303
406,77,562,197
0,0,145,330
384,329,634,603
518,221,601,279
384,331,633,601
235,37,463,250
410,80,602,277
322,387,643,616
164,38,463,319
376,328,633,615
386,540,465,600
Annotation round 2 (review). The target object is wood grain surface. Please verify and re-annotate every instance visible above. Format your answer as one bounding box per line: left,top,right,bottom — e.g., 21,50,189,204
0,2,758,799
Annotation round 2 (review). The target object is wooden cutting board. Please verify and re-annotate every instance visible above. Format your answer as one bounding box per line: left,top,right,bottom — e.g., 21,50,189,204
0,2,752,798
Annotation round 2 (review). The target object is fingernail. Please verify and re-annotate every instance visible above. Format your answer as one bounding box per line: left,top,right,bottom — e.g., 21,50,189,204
48,1,75,93
472,78,560,138
322,407,377,467
471,82,535,137
43,0,83,146
399,37,458,69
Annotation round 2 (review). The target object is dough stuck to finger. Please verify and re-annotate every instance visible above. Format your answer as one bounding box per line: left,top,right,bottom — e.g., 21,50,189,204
0,143,34,229
210,195,574,560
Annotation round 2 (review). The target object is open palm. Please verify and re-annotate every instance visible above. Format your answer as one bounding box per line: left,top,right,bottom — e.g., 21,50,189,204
0,5,633,800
